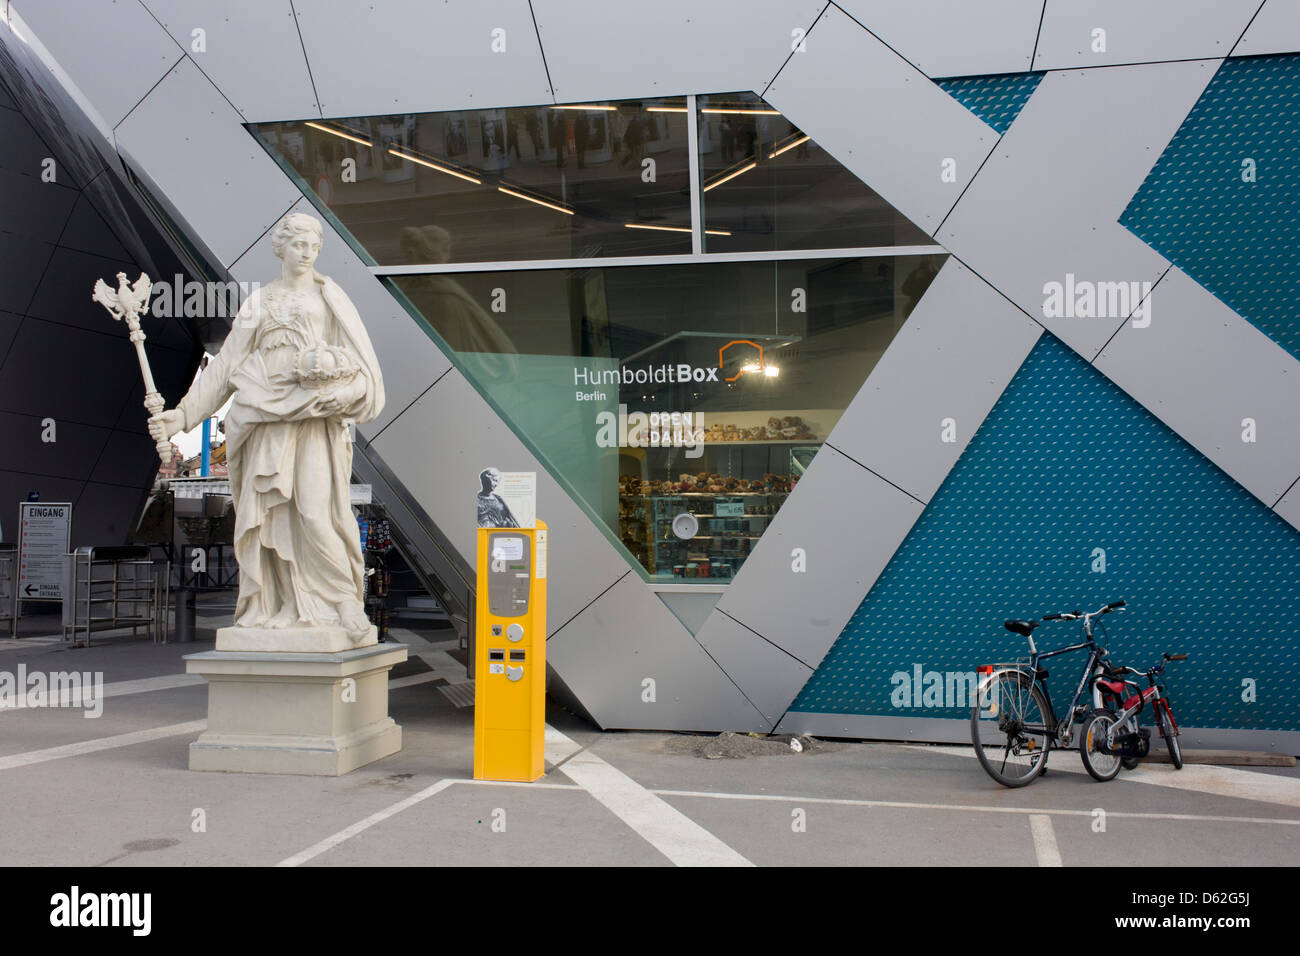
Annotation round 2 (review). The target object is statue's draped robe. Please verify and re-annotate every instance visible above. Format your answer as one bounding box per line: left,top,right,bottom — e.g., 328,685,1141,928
177,277,385,628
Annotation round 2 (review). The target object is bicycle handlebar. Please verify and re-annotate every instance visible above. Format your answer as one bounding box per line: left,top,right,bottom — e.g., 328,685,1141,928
1042,600,1126,622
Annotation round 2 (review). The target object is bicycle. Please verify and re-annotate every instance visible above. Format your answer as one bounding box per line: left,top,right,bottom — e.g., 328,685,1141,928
1079,652,1187,780
971,600,1129,788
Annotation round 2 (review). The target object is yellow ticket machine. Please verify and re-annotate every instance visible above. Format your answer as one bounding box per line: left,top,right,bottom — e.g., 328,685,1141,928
474,521,546,782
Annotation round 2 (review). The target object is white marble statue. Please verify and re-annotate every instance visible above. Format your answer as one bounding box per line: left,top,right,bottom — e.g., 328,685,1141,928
149,213,385,646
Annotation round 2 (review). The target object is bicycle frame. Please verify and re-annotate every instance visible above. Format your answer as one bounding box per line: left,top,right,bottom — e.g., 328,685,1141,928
1023,639,1108,744
988,610,1119,747
1101,671,1177,748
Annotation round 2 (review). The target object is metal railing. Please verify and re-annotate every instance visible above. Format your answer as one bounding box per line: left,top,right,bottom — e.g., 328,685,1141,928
0,545,15,638
62,547,171,647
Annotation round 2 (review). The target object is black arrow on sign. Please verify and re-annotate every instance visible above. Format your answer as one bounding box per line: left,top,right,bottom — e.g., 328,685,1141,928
24,585,37,596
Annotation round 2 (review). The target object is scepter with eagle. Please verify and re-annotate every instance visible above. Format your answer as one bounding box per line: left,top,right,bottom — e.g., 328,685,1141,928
92,272,173,464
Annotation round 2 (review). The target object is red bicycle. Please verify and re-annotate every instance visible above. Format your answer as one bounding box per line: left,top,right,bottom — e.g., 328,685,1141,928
1079,653,1187,781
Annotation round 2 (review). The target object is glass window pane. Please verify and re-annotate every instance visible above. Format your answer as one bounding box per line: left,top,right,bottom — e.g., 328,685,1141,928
698,92,932,253
387,253,945,583
251,98,693,265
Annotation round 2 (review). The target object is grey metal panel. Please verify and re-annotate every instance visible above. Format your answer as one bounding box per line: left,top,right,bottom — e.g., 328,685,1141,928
547,572,768,732
764,4,996,235
1093,268,1300,508
25,246,138,330
0,319,141,429
72,480,149,547
58,193,132,261
0,410,112,483
0,472,84,534
0,13,113,189
828,259,1042,503
836,0,1044,78
368,368,628,634
228,198,453,437
777,711,973,742
937,61,1217,359
692,612,812,729
715,445,926,669
294,0,552,116
0,108,78,185
1273,479,1300,533
87,430,163,489
777,712,1300,752
0,233,53,314
140,0,320,121
113,57,302,269
1233,0,1300,56
0,310,18,364
1032,0,1259,70
533,0,826,103
655,590,720,636
9,0,181,129
0,167,77,243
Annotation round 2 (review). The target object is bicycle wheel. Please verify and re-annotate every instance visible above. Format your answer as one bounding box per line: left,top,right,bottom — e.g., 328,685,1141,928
1079,709,1122,781
971,670,1051,787
1157,703,1183,769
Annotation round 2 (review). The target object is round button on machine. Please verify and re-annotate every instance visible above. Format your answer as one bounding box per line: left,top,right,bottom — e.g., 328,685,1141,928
506,623,524,642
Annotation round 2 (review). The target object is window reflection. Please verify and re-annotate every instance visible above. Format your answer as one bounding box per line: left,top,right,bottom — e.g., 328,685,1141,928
387,254,945,582
698,92,932,253
254,99,693,265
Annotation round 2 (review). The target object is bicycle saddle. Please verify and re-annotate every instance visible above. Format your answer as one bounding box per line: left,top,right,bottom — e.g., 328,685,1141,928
1004,620,1040,637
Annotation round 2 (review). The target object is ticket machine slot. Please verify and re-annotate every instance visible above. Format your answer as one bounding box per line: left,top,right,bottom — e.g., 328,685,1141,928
509,650,525,661
488,649,505,661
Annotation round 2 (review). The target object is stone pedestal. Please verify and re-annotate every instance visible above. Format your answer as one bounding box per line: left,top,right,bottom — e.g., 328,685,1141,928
184,643,407,776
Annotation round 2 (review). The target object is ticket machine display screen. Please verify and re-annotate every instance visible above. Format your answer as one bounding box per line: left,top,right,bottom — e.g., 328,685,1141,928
487,533,531,617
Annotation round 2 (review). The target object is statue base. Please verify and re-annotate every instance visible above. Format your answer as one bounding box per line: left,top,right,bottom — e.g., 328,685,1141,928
184,643,407,776
216,623,378,653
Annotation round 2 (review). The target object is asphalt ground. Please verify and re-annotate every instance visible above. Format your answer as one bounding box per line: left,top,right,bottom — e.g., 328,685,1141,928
0,603,1296,871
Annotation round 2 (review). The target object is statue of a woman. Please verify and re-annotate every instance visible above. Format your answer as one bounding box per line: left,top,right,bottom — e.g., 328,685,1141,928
149,213,385,646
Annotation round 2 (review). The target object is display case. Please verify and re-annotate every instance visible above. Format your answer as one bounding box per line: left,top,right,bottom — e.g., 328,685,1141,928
618,420,823,582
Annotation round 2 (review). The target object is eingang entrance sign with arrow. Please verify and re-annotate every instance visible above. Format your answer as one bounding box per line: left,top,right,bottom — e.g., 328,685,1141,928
17,502,71,602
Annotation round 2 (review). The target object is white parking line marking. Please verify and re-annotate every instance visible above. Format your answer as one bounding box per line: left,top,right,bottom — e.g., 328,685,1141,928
277,779,457,867
549,727,752,867
647,789,1300,826
909,745,1300,809
0,720,207,770
545,724,585,766
1029,814,1063,866
276,778,588,867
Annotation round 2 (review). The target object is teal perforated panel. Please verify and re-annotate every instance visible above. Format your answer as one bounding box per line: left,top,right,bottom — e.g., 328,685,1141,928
1121,54,1300,361
936,72,1044,134
792,336,1300,731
